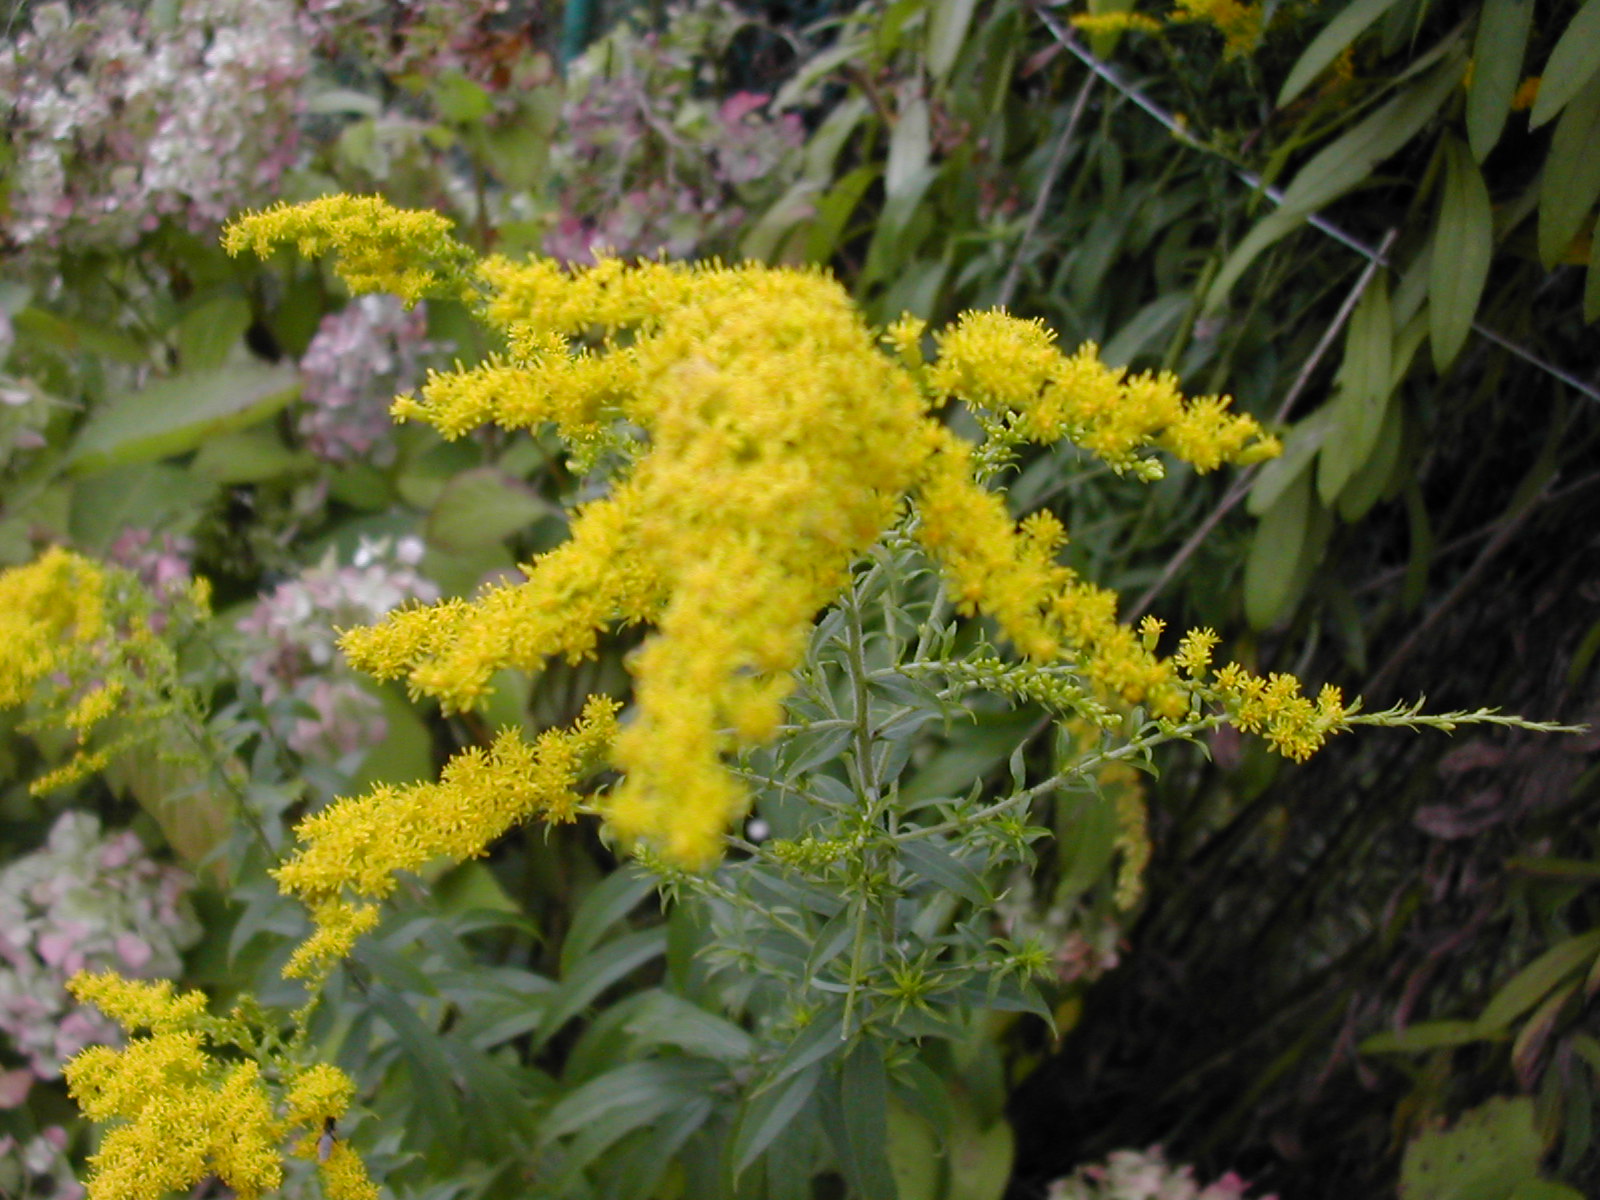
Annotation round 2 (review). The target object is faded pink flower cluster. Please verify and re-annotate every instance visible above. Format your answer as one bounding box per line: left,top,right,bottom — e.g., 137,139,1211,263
107,529,195,603
235,537,438,761
296,295,444,466
299,0,548,95
0,1125,81,1200
0,0,308,257
0,812,199,1081
1049,1148,1275,1200
544,1,805,264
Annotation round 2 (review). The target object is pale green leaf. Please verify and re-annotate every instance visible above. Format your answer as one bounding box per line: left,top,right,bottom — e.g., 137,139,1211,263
1245,465,1311,630
1468,0,1535,160
1430,136,1494,369
1209,56,1460,310
1278,0,1404,108
173,292,250,372
886,90,931,201
926,0,979,84
1479,930,1600,1031
1359,1019,1488,1055
1400,1096,1543,1200
427,466,554,553
1529,0,1600,129
1537,66,1600,266
67,362,299,473
1319,273,1393,504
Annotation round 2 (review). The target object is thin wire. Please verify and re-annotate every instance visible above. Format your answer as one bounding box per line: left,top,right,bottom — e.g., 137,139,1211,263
1026,2,1600,405
997,70,1099,310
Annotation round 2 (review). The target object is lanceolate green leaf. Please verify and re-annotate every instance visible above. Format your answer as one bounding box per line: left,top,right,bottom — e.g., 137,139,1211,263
1319,272,1393,504
1467,0,1534,160
732,1063,822,1176
1538,65,1600,267
926,0,979,85
1529,0,1600,129
1209,56,1460,310
1478,929,1600,1032
1430,136,1493,370
1245,464,1312,630
67,362,299,473
1278,0,1405,108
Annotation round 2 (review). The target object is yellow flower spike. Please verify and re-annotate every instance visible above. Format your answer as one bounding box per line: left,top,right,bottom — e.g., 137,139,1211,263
67,972,208,1034
273,697,619,973
284,1063,357,1127
247,197,1294,869
223,195,477,305
318,1139,380,1200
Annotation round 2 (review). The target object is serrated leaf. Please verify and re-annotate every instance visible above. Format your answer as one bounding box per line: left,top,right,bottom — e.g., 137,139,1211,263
539,1059,722,1184
1529,0,1600,129
1400,1096,1543,1200
1430,137,1493,369
368,983,463,1151
732,1063,822,1176
1537,67,1600,267
1278,0,1404,108
1245,464,1312,630
1479,931,1600,1032
1468,0,1535,160
67,362,299,473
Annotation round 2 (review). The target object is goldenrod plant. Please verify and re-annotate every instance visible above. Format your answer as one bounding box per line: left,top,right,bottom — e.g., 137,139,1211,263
8,196,1571,1200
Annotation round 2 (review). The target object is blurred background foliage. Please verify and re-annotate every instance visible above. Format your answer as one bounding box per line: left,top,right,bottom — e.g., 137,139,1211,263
0,0,1597,1198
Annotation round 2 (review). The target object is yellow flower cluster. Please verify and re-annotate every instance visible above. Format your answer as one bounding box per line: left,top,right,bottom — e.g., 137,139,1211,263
0,546,108,707
62,973,375,1200
221,194,476,306
1211,665,1348,761
273,696,619,976
224,196,1293,868
926,311,1280,476
1170,0,1264,57
1070,11,1164,36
